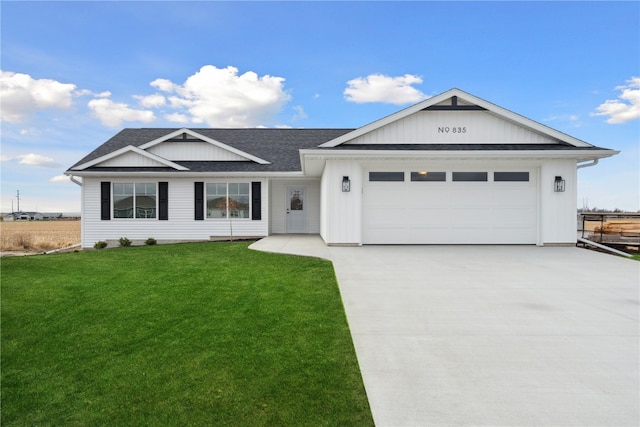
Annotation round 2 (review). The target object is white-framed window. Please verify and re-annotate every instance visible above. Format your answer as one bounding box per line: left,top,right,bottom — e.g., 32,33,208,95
206,182,250,219
113,183,157,219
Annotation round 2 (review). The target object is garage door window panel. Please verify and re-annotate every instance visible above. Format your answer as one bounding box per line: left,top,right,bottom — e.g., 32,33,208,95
411,172,446,182
494,172,530,182
452,172,488,182
369,172,405,182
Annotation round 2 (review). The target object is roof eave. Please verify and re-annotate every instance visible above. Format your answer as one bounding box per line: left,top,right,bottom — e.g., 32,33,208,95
301,148,620,161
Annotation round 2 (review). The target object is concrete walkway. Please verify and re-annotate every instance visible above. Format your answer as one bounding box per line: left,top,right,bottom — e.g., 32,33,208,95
250,236,640,426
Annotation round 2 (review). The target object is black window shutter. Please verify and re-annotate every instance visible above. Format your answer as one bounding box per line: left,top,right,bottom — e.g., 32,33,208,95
194,182,204,220
251,181,261,220
158,182,168,220
100,182,111,220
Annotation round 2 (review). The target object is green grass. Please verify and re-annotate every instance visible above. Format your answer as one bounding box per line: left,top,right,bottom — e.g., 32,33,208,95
1,243,373,426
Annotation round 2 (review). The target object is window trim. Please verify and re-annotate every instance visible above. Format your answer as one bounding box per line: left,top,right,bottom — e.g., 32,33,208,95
112,182,158,220
205,181,252,220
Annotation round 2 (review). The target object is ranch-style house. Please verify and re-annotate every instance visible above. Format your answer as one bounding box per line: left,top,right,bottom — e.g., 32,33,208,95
66,88,618,248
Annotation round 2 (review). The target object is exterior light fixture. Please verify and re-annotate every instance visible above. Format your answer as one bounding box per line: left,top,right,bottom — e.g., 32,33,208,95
554,176,565,192
342,176,351,192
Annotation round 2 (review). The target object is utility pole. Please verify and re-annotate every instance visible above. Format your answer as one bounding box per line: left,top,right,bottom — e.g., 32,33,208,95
16,190,20,212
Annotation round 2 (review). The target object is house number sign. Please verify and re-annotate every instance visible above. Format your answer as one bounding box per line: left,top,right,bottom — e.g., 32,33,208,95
438,127,467,134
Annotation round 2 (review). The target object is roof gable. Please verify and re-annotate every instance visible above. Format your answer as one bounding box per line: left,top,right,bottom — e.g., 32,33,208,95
319,88,592,148
72,146,188,171
66,128,354,174
140,128,270,164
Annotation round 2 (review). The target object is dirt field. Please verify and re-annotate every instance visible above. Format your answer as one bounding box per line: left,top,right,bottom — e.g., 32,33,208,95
0,220,80,252
581,218,640,233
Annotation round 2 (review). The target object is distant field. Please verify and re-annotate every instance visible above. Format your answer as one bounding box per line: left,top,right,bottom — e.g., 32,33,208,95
0,220,80,252
581,217,640,233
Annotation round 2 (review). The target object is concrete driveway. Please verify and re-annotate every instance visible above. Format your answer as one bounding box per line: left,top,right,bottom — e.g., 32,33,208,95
250,237,639,426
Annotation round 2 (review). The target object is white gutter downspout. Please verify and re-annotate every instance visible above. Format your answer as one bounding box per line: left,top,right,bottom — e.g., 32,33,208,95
577,159,599,169
69,176,82,186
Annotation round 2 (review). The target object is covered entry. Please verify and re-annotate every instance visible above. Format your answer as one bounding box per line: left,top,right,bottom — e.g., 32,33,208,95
362,168,538,244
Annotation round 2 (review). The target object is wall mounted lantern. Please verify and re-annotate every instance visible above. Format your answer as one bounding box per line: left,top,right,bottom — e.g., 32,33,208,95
554,176,565,192
342,176,351,192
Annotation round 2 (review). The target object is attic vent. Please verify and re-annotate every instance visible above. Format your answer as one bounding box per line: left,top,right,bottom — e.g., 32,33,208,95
424,96,487,111
167,132,196,142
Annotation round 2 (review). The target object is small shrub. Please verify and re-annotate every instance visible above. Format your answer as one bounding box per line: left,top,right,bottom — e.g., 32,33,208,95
145,237,157,246
118,237,132,247
94,241,108,249
12,233,33,251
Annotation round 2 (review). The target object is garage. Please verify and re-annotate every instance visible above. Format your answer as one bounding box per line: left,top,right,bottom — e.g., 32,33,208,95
363,168,538,244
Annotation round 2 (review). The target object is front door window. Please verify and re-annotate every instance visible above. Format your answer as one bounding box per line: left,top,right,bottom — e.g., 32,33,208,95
287,187,307,233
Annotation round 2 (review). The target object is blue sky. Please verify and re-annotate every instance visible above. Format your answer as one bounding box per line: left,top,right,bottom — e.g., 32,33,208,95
1,1,638,213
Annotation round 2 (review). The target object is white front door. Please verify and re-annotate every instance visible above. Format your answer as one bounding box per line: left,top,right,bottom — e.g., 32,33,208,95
286,187,307,233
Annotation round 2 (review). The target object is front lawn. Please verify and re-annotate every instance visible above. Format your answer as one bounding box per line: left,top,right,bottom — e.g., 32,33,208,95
1,243,373,426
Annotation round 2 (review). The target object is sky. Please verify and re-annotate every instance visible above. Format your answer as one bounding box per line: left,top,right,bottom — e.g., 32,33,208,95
1,1,639,214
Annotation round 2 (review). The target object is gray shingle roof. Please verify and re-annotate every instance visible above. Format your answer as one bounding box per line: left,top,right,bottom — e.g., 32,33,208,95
68,128,355,172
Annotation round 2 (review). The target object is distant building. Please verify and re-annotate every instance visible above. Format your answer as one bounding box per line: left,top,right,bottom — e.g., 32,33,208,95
3,212,44,221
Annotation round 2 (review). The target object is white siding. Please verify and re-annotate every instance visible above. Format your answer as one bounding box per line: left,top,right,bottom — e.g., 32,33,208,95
540,160,577,244
80,177,268,248
318,158,578,246
320,160,362,245
269,179,321,234
98,151,168,167
347,111,559,144
147,141,247,161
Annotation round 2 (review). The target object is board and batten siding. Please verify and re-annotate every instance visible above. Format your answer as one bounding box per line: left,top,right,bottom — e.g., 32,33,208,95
318,158,578,246
81,177,268,248
346,111,558,145
540,159,577,244
320,160,362,245
269,179,321,234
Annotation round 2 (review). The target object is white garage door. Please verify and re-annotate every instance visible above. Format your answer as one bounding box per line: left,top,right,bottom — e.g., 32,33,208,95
363,170,538,244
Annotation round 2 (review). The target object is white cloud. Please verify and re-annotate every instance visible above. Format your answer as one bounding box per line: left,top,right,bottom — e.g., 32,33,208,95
151,65,291,127
50,175,71,183
543,114,582,127
75,89,111,98
344,73,428,105
150,78,177,93
134,93,166,108
291,105,307,122
1,154,14,162
0,71,76,123
17,153,62,168
164,113,190,123
87,97,156,127
592,77,640,124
